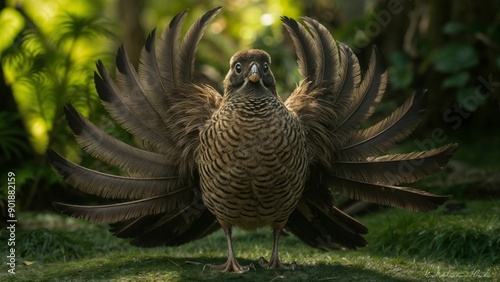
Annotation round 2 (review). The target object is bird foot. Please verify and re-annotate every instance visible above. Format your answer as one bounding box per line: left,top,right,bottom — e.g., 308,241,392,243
204,259,254,273
259,257,296,270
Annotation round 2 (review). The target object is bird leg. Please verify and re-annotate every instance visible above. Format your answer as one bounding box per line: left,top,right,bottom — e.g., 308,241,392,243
205,225,253,273
259,228,296,270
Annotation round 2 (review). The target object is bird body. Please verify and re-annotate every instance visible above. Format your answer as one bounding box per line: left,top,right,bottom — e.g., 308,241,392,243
49,7,458,272
198,51,308,231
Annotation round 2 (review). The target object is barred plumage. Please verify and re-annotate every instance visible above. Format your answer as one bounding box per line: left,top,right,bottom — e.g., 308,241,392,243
49,7,457,273
199,65,308,230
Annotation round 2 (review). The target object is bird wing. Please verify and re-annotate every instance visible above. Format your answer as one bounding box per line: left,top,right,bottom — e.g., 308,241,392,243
94,7,223,177
282,16,457,248
50,7,223,246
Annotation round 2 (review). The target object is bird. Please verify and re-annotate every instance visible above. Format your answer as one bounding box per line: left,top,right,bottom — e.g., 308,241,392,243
48,6,458,273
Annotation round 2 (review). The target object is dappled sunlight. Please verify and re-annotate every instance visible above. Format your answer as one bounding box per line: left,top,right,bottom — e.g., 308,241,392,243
11,75,56,154
0,3,498,281
27,117,49,153
0,7,24,53
3,0,115,154
2,0,305,156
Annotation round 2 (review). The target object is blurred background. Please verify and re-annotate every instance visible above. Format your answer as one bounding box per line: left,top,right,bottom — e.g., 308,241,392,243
1,0,499,220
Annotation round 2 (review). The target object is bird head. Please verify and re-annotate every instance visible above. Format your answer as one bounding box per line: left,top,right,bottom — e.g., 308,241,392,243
223,49,277,97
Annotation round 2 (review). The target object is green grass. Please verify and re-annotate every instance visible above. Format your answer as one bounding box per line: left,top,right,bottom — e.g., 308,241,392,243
1,199,498,281
365,200,499,264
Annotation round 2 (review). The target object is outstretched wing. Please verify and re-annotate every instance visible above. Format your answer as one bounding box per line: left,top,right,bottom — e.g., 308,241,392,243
49,7,223,247
282,17,457,249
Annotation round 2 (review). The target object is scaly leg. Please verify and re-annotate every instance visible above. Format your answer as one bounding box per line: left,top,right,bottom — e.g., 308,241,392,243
205,225,253,273
259,228,296,270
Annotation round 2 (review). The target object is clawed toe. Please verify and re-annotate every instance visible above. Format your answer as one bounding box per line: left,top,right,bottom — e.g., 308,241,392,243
204,261,254,273
259,256,297,270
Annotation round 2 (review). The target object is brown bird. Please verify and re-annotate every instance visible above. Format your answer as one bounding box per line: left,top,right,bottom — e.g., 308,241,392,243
49,7,457,272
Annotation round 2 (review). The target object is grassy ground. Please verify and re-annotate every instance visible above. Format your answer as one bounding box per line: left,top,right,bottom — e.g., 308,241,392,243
1,199,498,281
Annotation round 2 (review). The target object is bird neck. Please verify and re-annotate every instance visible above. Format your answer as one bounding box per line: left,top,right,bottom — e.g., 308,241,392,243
221,90,284,119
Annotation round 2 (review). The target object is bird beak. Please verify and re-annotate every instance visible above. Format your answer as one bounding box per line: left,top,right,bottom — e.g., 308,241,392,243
248,63,260,83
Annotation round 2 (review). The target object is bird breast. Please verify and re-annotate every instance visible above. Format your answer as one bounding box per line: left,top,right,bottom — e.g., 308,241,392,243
198,96,308,230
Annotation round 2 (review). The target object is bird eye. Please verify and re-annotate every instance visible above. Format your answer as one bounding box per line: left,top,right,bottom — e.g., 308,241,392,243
235,63,242,74
263,62,269,74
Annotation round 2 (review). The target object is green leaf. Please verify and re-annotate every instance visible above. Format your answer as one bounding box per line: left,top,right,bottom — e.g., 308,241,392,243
0,8,24,53
432,42,479,73
389,67,413,90
388,52,414,90
457,87,483,111
443,22,466,34
0,112,30,160
389,51,410,69
442,71,470,89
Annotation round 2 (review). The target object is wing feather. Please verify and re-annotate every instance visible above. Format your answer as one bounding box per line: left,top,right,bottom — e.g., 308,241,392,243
50,8,224,249
282,15,456,221
334,144,458,185
176,7,222,83
48,150,182,200
332,45,387,147
64,103,175,177
301,17,340,91
339,90,428,160
156,10,188,88
94,61,174,154
53,193,191,223
331,176,451,212
281,16,318,82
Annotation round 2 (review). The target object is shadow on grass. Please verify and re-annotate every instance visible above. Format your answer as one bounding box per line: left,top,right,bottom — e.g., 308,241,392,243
39,255,416,282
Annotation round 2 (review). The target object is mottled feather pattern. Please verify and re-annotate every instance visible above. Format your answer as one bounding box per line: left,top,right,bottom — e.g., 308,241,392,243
48,7,458,272
198,93,308,230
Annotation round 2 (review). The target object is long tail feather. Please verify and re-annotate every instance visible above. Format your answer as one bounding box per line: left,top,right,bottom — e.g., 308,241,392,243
331,176,451,212
334,46,387,143
301,17,340,91
113,46,169,135
48,150,182,199
113,199,219,247
281,16,318,83
94,61,174,154
137,29,170,120
176,6,222,83
334,144,458,185
287,199,368,250
64,103,174,177
156,9,188,88
53,192,192,223
339,90,428,160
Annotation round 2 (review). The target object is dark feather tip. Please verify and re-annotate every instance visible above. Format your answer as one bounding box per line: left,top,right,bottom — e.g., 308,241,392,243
115,45,129,74
168,9,189,29
371,45,387,72
63,103,84,135
46,149,72,180
93,62,114,103
145,29,157,53
52,202,68,213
